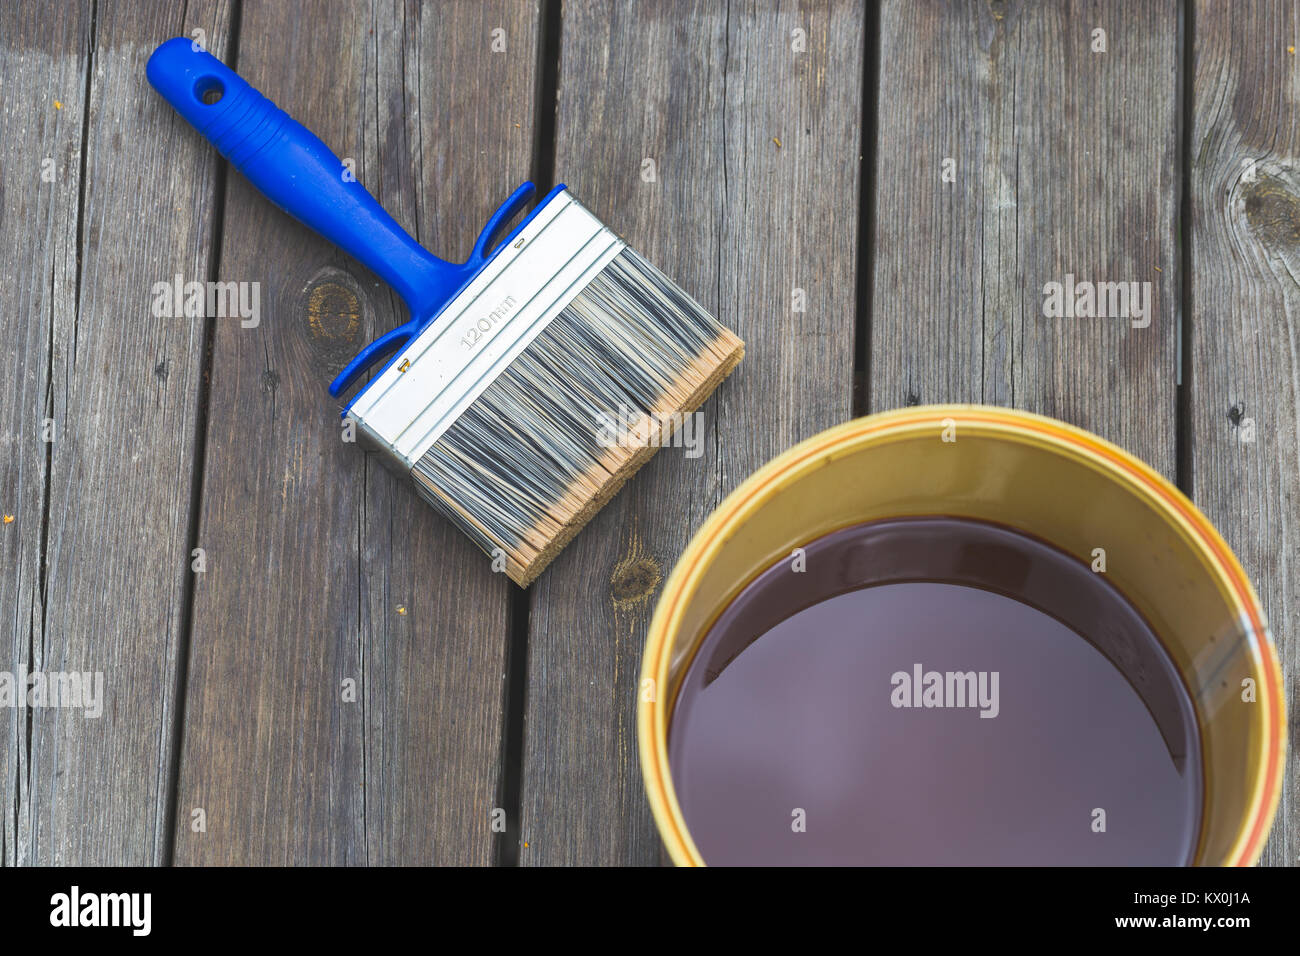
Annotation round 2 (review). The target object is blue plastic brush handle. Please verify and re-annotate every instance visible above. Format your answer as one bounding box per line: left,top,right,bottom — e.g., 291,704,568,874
145,37,539,397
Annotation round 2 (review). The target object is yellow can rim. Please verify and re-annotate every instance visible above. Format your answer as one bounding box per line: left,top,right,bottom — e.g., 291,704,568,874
638,404,1286,867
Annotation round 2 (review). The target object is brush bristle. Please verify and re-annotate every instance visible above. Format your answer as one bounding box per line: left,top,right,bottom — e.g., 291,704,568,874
409,247,743,585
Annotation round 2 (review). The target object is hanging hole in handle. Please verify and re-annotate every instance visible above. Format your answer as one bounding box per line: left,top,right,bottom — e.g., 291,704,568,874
194,76,225,105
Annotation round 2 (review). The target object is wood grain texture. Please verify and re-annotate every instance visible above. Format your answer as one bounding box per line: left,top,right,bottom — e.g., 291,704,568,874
1189,0,1298,866
1,0,233,865
172,0,538,865
0,0,88,868
870,0,1180,480
518,0,865,865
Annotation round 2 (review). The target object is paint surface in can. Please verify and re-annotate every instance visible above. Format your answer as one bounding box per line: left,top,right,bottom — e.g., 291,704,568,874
666,516,1203,865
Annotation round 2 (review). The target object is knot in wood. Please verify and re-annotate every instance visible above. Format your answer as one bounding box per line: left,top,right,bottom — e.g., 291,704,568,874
610,554,662,608
1243,175,1300,247
301,270,366,372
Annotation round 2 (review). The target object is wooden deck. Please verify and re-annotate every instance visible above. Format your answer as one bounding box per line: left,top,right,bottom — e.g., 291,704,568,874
0,0,1294,866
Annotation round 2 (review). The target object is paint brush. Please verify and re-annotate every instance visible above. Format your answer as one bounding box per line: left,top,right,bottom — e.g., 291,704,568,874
146,38,743,585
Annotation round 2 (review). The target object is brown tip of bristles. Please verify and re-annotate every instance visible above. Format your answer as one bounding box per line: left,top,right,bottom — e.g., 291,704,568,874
504,329,744,587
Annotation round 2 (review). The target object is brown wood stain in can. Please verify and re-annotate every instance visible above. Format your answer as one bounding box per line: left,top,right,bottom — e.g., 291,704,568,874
667,516,1203,865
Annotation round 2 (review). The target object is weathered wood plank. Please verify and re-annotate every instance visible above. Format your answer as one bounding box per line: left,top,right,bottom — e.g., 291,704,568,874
1,0,233,865
172,0,539,864
0,0,88,868
1189,0,1298,866
870,0,1180,482
519,0,866,865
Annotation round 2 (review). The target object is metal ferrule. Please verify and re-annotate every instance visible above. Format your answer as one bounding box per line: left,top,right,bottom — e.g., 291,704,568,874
347,190,626,473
